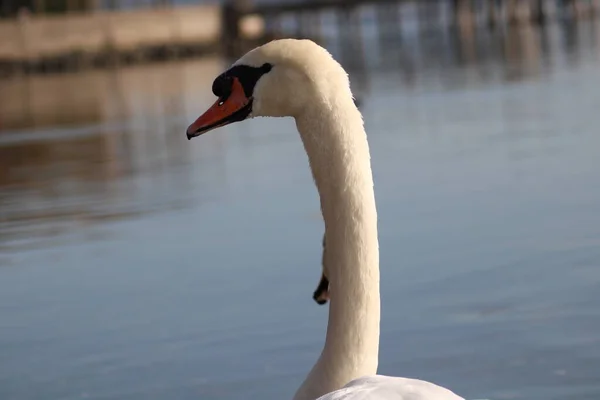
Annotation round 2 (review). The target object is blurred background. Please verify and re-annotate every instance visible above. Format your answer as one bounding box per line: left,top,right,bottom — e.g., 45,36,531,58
1,1,600,399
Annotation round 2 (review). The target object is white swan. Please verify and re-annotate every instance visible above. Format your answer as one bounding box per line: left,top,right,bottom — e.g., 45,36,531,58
186,39,465,400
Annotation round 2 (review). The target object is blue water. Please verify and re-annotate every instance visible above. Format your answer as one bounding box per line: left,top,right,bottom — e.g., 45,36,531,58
1,21,600,400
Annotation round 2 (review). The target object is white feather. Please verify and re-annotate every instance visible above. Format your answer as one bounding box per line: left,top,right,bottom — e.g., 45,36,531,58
316,376,464,400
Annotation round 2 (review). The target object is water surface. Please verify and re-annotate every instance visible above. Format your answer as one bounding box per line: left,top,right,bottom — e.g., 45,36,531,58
1,20,600,400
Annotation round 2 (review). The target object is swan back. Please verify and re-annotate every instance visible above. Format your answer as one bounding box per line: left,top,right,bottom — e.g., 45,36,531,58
315,376,465,400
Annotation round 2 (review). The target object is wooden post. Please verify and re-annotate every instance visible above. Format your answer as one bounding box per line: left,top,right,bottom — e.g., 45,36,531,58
562,0,572,19
506,0,518,24
451,0,460,25
34,0,44,14
306,11,320,40
532,0,546,24
17,8,31,74
590,0,598,18
487,0,498,28
558,0,577,20
454,0,473,28
222,0,244,59
294,11,303,38
264,14,282,39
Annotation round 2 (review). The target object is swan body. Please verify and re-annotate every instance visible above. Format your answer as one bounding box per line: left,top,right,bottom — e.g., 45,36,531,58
316,376,464,400
186,39,465,400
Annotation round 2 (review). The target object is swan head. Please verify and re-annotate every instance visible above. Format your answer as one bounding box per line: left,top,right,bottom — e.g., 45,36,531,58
186,39,352,139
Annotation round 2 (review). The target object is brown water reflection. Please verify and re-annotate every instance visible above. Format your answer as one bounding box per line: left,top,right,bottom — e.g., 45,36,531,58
0,58,224,131
0,17,598,257
0,58,235,253
1,18,599,132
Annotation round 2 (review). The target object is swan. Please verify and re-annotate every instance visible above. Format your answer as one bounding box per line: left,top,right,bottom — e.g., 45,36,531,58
186,39,465,400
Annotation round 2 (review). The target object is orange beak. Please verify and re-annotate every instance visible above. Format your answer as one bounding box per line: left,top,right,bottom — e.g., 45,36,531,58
186,77,252,140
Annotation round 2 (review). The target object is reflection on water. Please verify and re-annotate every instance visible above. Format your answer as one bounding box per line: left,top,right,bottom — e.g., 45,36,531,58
0,59,230,254
1,19,600,400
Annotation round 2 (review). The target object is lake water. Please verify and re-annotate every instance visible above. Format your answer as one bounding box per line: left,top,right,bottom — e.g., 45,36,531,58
1,19,600,400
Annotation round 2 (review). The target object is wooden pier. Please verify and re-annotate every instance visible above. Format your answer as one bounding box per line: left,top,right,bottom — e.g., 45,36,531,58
238,0,599,36
0,0,598,76
0,3,264,74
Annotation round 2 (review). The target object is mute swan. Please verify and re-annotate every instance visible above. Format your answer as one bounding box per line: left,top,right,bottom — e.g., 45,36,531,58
186,39,465,400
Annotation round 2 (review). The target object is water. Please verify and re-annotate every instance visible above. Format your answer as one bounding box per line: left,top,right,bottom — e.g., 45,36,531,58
1,20,600,400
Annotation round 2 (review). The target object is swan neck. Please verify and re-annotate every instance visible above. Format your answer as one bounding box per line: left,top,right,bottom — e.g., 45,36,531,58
292,99,380,400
